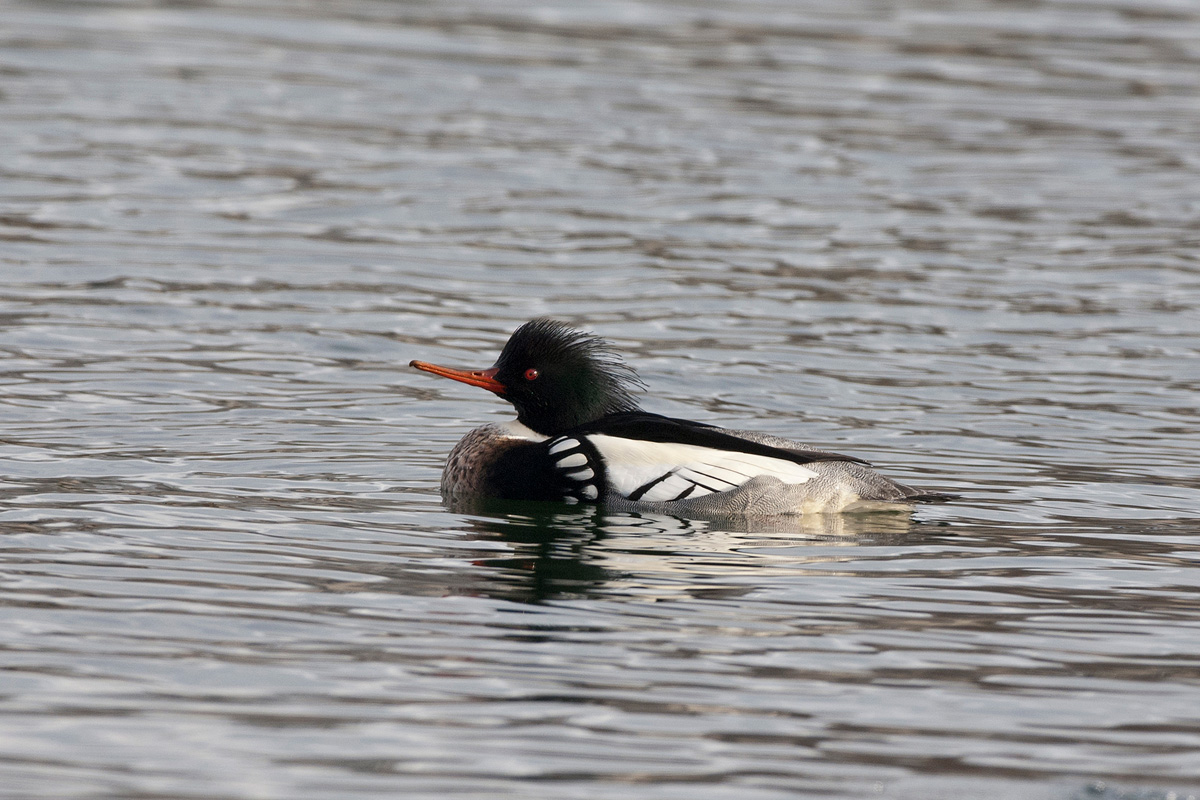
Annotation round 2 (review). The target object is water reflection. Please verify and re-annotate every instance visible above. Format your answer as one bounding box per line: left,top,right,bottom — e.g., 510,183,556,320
3,0,1200,795
447,499,922,602
451,502,617,603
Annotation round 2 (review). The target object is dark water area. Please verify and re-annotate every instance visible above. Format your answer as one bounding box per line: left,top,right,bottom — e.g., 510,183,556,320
1,1,1199,798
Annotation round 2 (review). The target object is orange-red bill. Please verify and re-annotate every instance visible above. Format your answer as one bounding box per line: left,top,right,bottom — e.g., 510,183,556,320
409,360,505,394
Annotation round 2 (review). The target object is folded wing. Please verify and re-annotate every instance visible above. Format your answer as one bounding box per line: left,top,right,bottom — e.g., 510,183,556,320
544,411,857,504
585,433,819,502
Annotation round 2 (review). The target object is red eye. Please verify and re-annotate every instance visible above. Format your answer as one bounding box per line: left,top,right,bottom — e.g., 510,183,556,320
524,368,539,381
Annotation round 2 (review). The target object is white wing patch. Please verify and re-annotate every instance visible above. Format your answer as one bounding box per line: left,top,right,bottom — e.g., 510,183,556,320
546,436,605,502
557,452,588,469
586,433,817,503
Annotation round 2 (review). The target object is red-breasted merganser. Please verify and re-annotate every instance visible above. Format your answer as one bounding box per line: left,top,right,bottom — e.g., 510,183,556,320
411,319,953,515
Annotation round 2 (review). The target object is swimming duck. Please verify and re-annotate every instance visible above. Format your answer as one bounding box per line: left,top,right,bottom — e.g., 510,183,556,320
411,319,952,515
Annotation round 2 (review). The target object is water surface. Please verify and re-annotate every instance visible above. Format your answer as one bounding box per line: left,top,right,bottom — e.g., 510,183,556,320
1,1,1199,798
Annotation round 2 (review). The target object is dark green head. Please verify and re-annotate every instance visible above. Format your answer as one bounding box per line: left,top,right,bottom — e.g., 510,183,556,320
411,319,644,436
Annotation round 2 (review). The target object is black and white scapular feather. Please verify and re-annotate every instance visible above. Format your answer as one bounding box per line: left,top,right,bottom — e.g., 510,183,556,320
411,319,954,515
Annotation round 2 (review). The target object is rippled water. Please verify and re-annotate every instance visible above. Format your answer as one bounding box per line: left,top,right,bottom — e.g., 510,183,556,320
2,1,1199,798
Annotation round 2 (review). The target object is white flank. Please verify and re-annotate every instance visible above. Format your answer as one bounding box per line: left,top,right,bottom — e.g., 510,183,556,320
586,434,818,502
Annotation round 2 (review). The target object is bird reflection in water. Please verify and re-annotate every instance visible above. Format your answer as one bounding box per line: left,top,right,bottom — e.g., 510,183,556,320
446,496,920,604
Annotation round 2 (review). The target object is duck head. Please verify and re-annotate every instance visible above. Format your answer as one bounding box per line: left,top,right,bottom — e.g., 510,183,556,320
410,319,644,436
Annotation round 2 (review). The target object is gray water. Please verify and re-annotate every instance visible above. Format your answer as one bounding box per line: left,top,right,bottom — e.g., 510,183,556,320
2,1,1199,798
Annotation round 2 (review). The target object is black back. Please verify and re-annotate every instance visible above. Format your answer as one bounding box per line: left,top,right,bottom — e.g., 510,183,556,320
569,411,868,467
